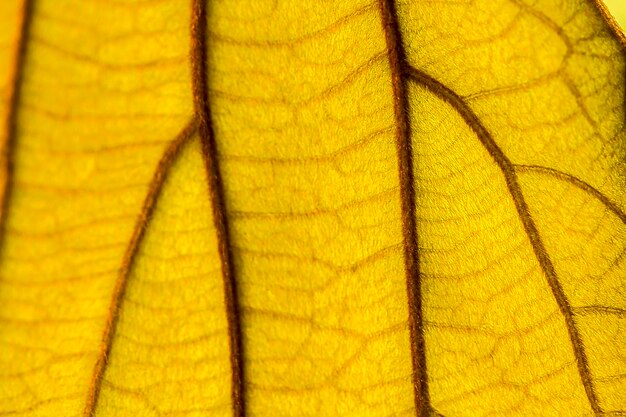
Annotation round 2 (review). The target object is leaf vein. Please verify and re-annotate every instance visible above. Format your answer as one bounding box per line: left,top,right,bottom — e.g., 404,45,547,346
82,118,197,417
406,65,603,415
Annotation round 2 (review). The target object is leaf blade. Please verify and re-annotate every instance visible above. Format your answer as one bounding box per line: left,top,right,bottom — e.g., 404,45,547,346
398,0,626,414
0,0,624,416
93,133,233,417
0,0,195,414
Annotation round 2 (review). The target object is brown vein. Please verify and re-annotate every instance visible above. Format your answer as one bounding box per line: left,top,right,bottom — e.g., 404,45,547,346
224,126,394,165
210,2,376,48
406,65,602,415
232,187,397,219
0,0,34,255
514,164,626,225
191,1,245,417
574,306,626,318
377,0,429,416
82,117,198,417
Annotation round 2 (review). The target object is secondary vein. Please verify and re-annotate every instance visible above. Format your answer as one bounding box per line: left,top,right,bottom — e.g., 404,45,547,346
83,118,198,417
406,65,602,415
0,0,35,256
514,164,626,224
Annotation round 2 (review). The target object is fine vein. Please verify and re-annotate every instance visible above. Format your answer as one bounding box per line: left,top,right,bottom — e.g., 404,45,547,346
574,306,626,318
83,118,198,416
0,0,34,255
515,164,626,225
406,65,602,415
377,0,430,416
190,1,246,417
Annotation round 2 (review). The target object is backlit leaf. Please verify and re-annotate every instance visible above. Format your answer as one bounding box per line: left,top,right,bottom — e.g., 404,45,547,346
0,1,624,416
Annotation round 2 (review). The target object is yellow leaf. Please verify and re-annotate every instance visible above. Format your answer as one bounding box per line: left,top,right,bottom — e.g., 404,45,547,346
0,1,624,417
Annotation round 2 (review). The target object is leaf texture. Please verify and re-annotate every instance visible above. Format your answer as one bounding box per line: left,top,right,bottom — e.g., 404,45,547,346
0,1,625,417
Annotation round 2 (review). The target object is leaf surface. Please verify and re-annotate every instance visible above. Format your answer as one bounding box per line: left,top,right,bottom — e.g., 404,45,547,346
0,1,624,417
